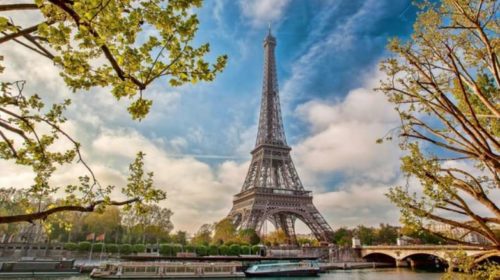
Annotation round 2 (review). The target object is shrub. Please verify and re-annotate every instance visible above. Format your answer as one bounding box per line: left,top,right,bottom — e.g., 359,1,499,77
184,245,195,253
133,244,146,253
120,244,132,255
105,244,119,253
196,245,207,256
93,243,104,252
228,244,241,256
208,245,218,256
251,245,261,255
78,241,91,252
159,244,172,256
219,245,229,255
63,242,77,251
172,244,182,256
240,245,250,255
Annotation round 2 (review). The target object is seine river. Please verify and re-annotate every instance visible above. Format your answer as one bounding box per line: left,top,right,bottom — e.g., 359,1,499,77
0,268,444,279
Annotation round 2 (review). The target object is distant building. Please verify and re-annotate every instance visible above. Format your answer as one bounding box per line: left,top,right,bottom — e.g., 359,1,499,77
429,223,490,245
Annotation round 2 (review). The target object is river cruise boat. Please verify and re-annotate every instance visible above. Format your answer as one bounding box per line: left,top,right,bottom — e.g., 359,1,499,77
90,261,244,279
244,261,320,277
0,258,79,278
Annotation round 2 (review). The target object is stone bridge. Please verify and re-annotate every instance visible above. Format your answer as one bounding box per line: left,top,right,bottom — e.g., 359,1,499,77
359,245,491,268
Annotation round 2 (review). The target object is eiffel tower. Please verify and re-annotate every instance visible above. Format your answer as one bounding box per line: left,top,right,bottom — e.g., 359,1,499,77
227,29,334,244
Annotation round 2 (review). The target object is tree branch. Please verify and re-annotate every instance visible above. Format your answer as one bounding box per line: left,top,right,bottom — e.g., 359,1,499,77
0,197,139,224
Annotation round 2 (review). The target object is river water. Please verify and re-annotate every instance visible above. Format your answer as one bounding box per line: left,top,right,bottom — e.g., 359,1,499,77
0,268,444,279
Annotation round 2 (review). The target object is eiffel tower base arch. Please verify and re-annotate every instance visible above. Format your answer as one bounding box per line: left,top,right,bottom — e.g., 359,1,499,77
228,188,334,244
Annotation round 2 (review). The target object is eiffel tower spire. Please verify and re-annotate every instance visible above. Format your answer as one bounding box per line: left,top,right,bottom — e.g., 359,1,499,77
227,30,334,244
256,28,287,147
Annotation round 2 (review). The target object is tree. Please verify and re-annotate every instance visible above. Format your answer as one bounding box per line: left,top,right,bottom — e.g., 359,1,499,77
191,224,212,246
379,0,499,261
0,0,226,224
374,224,398,245
355,225,375,246
171,230,187,246
212,218,236,245
332,227,352,246
237,228,260,245
265,229,288,246
83,206,121,241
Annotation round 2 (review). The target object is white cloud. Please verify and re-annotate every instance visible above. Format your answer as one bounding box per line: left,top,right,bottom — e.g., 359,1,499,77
239,0,290,27
293,70,401,187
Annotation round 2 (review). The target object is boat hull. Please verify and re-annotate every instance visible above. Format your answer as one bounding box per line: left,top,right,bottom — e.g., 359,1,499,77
0,271,80,278
90,273,245,279
244,268,319,277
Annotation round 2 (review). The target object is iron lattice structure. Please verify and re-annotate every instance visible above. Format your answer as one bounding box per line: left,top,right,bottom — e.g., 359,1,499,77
227,31,334,244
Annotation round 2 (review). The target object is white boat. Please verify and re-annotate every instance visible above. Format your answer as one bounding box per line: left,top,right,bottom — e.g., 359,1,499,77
90,261,244,279
245,261,320,277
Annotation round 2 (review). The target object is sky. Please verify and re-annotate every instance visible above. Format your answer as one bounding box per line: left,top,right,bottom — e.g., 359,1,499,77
0,0,422,234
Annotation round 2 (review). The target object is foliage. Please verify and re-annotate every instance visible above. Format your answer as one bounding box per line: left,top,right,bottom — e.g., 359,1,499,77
264,229,289,246
171,231,188,246
184,244,195,253
0,0,226,225
159,243,172,256
332,228,352,246
218,245,229,255
63,242,78,251
0,0,227,119
195,245,208,256
78,241,91,251
122,204,173,244
132,243,146,253
208,244,218,256
240,245,250,255
228,244,241,256
442,250,500,280
191,224,212,246
119,243,132,255
171,244,182,256
238,228,260,245
92,242,104,252
251,245,261,255
212,218,236,245
400,224,444,245
105,243,119,253
379,0,499,253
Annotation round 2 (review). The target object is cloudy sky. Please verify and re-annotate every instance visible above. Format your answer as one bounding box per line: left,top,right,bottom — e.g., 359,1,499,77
0,0,421,233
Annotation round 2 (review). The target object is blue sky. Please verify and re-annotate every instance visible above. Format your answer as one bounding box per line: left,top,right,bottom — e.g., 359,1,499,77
1,0,422,232
133,0,417,162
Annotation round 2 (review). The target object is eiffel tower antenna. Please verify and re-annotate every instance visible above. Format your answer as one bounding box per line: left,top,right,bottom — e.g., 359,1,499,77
226,30,334,244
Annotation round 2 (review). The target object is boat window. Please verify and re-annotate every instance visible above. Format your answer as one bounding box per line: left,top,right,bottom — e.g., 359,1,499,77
135,266,146,273
123,267,135,273
146,266,157,273
165,266,176,273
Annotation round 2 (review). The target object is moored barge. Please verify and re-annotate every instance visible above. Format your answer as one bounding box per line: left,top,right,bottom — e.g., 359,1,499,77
90,261,244,279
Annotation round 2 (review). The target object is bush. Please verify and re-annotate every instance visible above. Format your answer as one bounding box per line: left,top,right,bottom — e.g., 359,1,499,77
228,244,241,256
93,243,104,252
120,244,132,255
105,244,119,253
240,245,250,255
63,242,78,251
219,245,229,255
251,245,261,255
159,244,172,256
184,245,195,253
208,245,218,256
196,245,207,256
78,241,91,252
133,244,146,253
172,244,182,256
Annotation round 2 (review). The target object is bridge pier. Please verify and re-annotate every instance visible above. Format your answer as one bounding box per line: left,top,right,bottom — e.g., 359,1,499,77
395,259,408,267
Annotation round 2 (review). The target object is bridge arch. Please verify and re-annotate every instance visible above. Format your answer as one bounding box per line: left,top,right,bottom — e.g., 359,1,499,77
363,252,397,264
